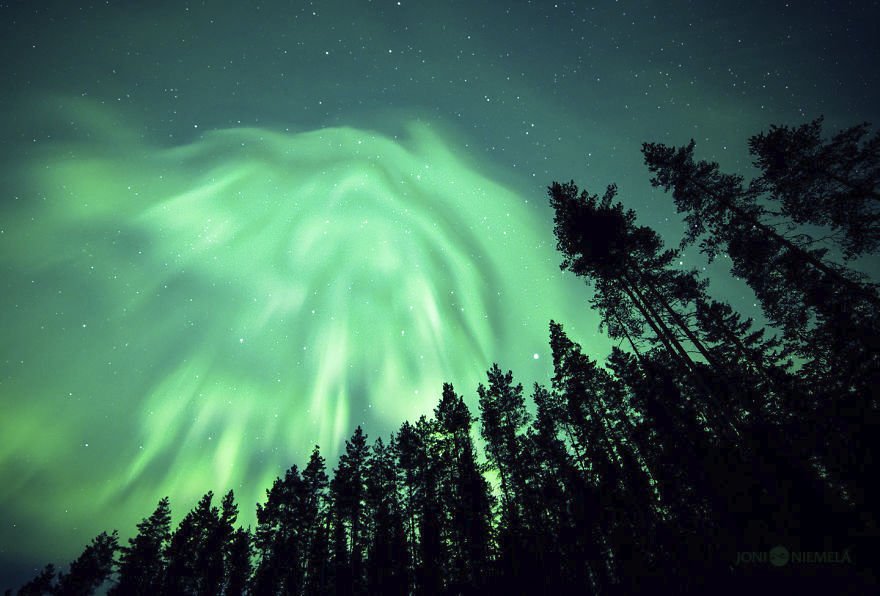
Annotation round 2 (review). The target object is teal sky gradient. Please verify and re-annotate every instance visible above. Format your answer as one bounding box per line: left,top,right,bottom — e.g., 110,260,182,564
1,0,878,587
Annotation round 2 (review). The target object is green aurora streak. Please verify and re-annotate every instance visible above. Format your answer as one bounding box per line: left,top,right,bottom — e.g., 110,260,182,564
0,98,593,563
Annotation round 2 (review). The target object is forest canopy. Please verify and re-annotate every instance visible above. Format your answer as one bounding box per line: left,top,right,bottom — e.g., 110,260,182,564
10,118,879,595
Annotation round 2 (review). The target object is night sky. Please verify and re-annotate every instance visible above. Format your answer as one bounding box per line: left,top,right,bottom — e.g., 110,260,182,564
1,0,878,588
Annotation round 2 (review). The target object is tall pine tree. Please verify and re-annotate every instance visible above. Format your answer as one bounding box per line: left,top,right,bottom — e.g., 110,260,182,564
110,497,171,596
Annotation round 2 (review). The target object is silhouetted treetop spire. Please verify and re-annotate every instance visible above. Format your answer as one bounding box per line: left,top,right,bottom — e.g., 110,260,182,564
748,116,880,258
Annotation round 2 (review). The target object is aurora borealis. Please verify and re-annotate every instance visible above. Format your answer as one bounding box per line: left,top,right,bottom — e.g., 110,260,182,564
1,102,592,582
1,0,879,588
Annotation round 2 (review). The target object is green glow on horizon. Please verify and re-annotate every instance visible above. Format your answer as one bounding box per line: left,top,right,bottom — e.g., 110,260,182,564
0,98,595,562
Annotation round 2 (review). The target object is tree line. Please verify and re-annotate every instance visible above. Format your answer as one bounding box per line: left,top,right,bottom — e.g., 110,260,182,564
10,117,878,594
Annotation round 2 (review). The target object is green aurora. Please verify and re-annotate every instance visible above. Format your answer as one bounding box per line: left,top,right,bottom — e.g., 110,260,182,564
1,0,878,587
0,98,590,567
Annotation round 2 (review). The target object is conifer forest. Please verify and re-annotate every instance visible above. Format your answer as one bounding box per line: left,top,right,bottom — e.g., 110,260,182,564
8,119,879,594
2,1,878,594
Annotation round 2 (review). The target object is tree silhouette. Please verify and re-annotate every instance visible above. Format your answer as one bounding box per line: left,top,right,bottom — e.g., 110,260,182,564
548,322,669,592
433,383,493,594
641,139,880,377
416,416,448,596
389,421,419,593
300,447,330,596
224,527,252,596
110,497,171,596
329,426,370,596
252,467,301,595
364,437,409,595
548,181,738,441
748,117,880,259
53,532,118,596
163,490,236,595
16,565,55,596
642,136,880,523
477,365,537,592
12,116,880,596
547,169,877,589
253,451,328,596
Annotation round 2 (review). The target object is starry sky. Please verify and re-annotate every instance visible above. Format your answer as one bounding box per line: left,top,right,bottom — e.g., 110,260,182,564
1,0,878,587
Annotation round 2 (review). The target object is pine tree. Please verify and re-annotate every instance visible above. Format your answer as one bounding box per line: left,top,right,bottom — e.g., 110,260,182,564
641,139,880,387
748,117,880,258
364,437,409,595
548,322,668,591
110,497,171,596
206,490,239,594
392,418,444,595
251,451,328,596
477,365,534,591
642,137,880,519
53,532,118,596
300,446,330,596
163,490,233,595
253,467,304,595
434,384,493,593
547,181,739,441
527,383,578,592
224,527,252,596
330,426,370,596
390,421,419,592
603,347,742,584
